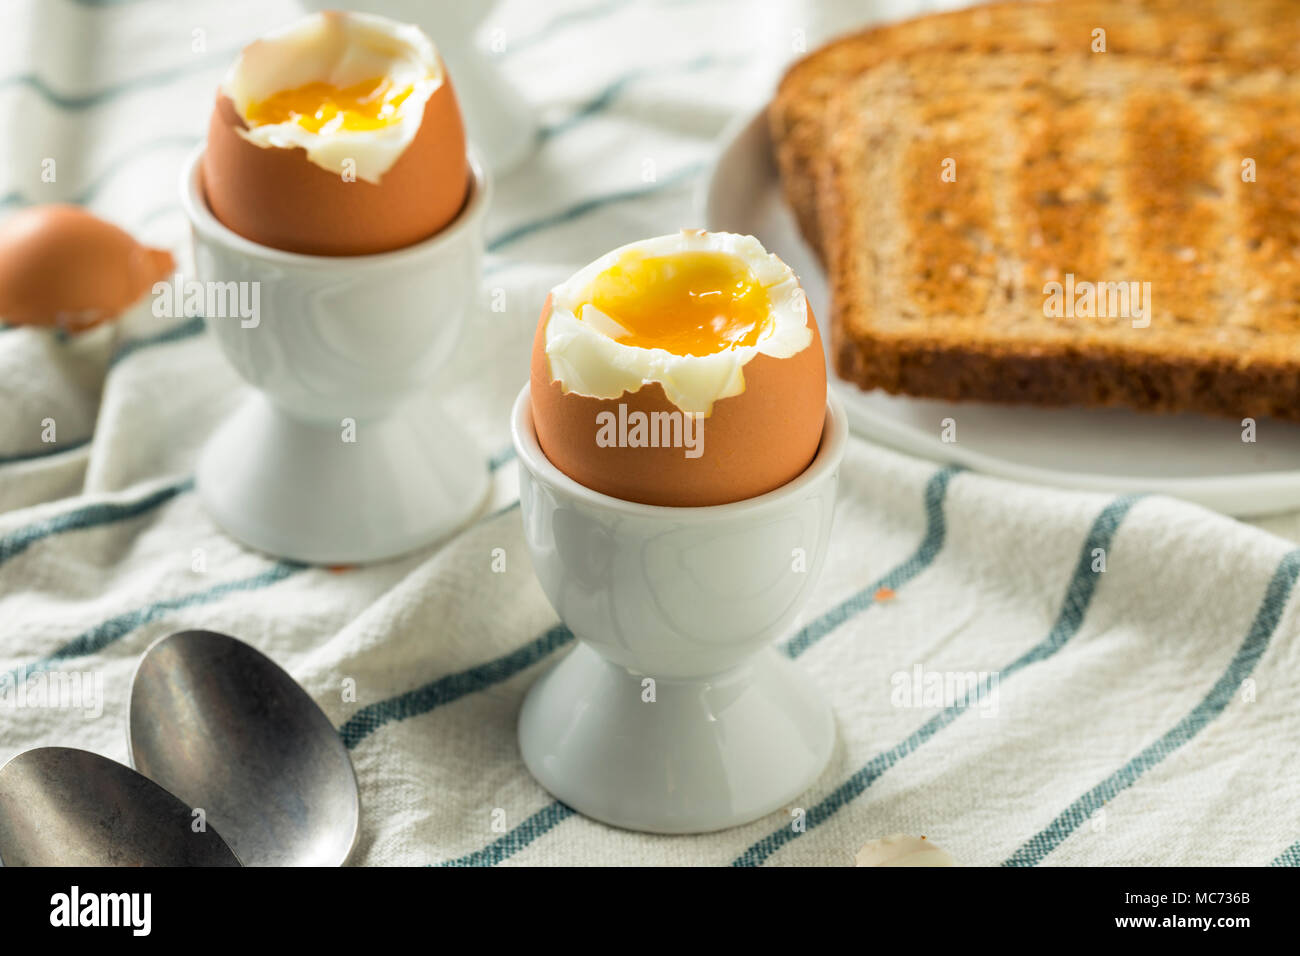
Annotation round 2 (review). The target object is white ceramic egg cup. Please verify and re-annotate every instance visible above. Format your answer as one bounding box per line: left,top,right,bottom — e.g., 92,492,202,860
511,385,847,834
180,147,491,565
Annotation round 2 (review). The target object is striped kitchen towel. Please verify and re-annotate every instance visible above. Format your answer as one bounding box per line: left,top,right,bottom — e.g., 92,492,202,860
1,0,1298,866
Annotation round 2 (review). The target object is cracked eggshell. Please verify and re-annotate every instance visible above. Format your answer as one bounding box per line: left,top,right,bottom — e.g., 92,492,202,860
200,14,469,257
202,83,467,256
854,834,958,867
0,205,173,331
529,292,827,508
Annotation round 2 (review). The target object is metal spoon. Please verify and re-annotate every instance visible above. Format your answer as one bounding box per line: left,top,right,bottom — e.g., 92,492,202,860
128,630,359,866
0,747,241,866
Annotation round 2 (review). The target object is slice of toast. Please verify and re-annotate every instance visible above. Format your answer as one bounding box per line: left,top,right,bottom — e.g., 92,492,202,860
771,0,1300,257
820,47,1300,420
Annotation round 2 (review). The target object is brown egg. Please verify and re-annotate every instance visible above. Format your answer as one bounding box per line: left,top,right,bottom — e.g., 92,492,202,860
201,14,469,256
530,243,828,508
0,205,174,331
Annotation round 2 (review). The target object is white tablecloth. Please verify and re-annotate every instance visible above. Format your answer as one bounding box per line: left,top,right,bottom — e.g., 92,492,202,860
1,0,1297,866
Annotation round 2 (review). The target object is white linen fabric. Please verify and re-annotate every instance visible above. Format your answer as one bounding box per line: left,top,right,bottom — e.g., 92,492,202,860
0,0,1297,867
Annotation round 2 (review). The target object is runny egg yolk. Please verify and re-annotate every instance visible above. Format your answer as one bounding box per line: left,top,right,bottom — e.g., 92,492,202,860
244,76,414,134
577,250,773,357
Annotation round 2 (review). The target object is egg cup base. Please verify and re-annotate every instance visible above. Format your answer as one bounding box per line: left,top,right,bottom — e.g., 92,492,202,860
197,393,488,565
519,642,834,835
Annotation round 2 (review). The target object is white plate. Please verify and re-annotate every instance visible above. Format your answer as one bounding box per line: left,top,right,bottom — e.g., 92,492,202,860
699,108,1300,518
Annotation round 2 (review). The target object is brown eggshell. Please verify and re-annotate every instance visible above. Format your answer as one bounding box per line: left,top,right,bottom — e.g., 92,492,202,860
201,71,469,256
0,205,174,331
530,293,828,507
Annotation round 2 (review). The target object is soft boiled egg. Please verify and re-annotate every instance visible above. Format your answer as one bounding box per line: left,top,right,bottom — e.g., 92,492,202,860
202,11,469,256
530,230,827,507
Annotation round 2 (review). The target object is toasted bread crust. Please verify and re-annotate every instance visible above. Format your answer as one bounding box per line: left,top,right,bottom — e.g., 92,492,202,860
776,0,1300,421
834,332,1300,421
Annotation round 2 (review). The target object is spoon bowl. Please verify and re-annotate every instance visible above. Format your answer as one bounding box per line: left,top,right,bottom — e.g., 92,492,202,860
128,630,359,866
0,747,241,866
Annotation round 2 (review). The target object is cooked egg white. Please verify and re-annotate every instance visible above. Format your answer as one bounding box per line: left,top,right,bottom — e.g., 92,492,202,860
544,231,814,415
221,11,444,184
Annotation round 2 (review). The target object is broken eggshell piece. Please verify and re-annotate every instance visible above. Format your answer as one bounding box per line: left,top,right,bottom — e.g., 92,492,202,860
0,205,173,332
855,834,959,867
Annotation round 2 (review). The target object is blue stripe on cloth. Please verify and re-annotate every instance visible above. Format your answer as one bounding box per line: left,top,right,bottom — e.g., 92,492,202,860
109,315,206,368
485,500,522,523
440,801,578,867
505,0,731,55
0,55,234,113
1004,548,1300,867
6,442,517,681
783,466,959,658
1,49,723,215
538,55,738,142
0,318,204,465
0,435,93,466
1272,840,1300,866
0,136,200,213
434,465,962,865
488,447,517,472
487,162,705,253
0,477,193,570
339,624,573,749
504,0,635,55
14,561,305,679
731,494,1141,867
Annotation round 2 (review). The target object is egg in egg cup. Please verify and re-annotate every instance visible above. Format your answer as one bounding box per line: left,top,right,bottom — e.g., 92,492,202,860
513,232,846,833
181,13,490,563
